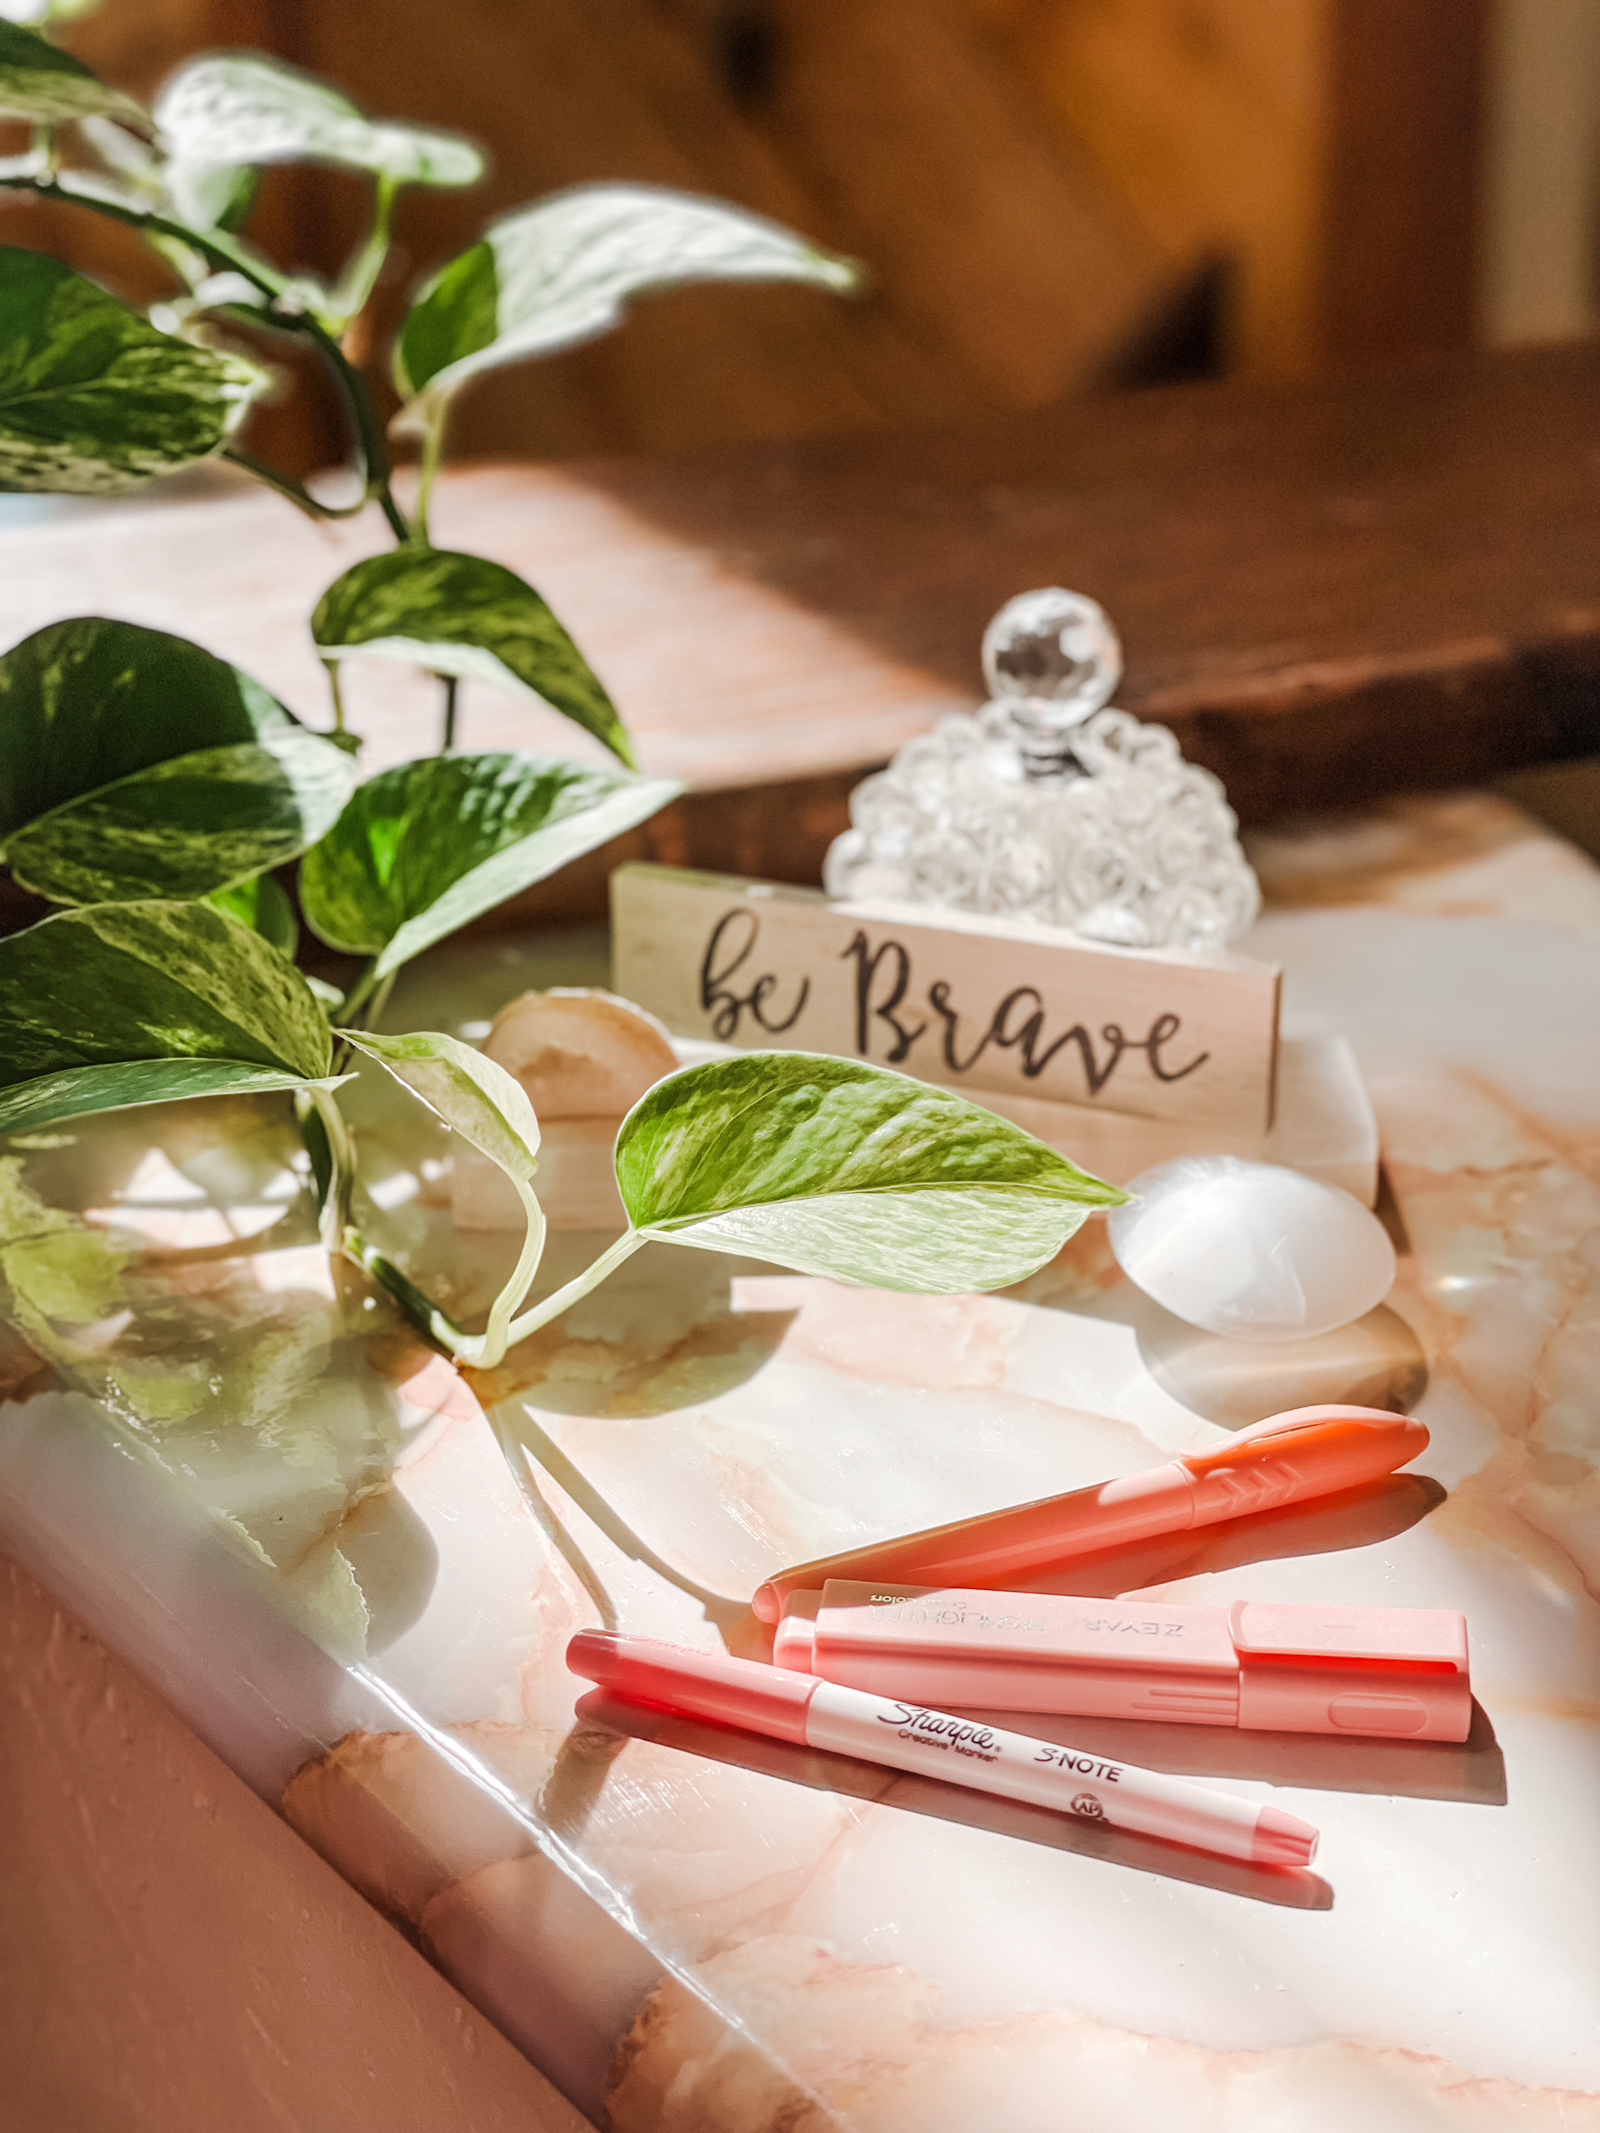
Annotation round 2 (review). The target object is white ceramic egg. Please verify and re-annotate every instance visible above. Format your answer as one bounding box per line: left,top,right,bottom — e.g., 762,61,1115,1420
1107,1155,1396,1342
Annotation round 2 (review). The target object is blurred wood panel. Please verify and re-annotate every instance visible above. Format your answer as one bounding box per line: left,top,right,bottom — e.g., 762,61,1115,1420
295,0,965,458
975,0,1490,378
1322,0,1489,365
6,341,1600,928
1483,0,1600,345
653,0,1179,405
968,0,1329,375
303,0,1191,452
10,0,1184,473
0,0,1499,460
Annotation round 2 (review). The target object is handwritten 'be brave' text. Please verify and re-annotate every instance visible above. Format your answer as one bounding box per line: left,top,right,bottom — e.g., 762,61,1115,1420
698,908,1209,1100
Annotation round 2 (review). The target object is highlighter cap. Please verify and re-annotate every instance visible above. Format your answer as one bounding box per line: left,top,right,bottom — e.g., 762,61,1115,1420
1228,1600,1471,1739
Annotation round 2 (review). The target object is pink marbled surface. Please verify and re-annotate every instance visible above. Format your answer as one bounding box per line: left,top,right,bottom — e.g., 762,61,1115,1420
3,792,1598,2130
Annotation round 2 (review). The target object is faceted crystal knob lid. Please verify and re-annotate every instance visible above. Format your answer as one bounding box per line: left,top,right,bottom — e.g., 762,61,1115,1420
982,589,1122,776
823,583,1262,952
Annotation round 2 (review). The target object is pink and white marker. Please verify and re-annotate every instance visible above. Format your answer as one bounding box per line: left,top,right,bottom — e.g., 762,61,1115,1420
568,1630,1320,1871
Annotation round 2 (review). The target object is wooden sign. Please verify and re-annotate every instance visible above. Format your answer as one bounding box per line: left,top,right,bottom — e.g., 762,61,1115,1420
611,866,1280,1134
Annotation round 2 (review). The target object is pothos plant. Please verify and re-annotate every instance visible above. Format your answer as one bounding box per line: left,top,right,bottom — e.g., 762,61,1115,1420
0,19,1125,1377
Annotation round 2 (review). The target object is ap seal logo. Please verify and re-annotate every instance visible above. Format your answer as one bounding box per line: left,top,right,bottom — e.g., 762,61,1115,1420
1070,1792,1105,1819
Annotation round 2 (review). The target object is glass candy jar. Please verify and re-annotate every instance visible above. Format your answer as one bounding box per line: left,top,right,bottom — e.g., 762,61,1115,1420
823,588,1261,953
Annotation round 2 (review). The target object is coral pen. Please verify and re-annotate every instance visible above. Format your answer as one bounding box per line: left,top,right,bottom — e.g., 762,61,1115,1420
751,1405,1429,1623
568,1630,1320,1870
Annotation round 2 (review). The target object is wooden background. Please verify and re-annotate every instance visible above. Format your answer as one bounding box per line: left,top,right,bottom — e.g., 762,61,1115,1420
0,0,1494,475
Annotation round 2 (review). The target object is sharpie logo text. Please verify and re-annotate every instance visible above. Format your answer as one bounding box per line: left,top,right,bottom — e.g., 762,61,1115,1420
879,1704,1000,1759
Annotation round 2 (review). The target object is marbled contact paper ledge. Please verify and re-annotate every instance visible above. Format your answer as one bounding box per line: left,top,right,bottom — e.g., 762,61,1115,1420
2,792,1597,2131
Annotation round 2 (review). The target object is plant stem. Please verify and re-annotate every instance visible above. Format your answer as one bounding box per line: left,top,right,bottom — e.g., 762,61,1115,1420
335,962,380,1026
307,312,410,542
412,404,446,544
341,1225,473,1353
348,1224,645,1368
478,1175,547,1368
338,1177,547,1369
262,297,411,543
323,658,348,733
359,970,397,1033
0,170,412,544
330,173,398,330
0,168,292,299
209,304,409,540
297,1083,473,1353
330,974,396,1088
503,1229,647,1349
221,446,368,521
332,958,395,1038
306,1084,357,1255
295,1086,334,1209
440,674,459,751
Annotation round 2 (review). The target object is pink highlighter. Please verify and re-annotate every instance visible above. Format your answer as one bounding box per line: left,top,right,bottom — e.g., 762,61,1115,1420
774,1582,1472,1742
751,1405,1430,1624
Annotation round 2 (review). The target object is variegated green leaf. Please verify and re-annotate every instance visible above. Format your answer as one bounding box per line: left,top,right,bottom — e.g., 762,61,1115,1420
77,113,164,191
0,248,261,494
393,183,860,424
207,872,298,958
336,1024,548,1367
5,730,357,903
336,1027,539,1181
614,1053,1128,1293
0,1057,341,1137
167,158,260,237
0,617,293,838
1,2,107,27
0,20,145,125
154,54,482,222
299,751,680,981
0,900,332,1090
311,548,634,767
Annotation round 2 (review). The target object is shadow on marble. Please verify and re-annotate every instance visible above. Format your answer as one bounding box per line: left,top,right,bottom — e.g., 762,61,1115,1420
333,1486,441,1655
475,1237,799,1423
501,1308,800,1421
500,1409,749,1636
1133,1303,1430,1424
574,1693,1335,1912
1016,1233,1430,1421
1372,1162,1414,1257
